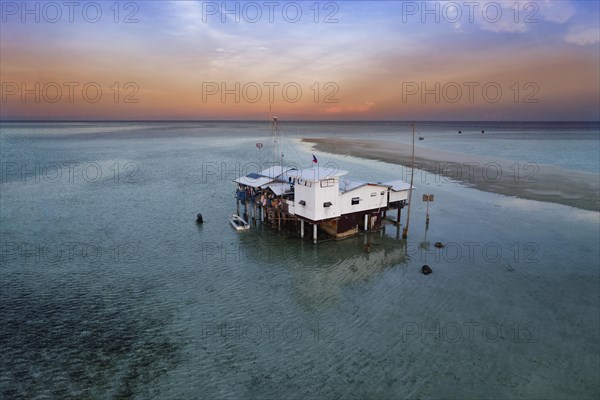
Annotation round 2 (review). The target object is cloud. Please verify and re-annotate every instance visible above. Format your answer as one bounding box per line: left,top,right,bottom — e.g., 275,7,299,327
565,25,600,46
449,0,577,34
537,0,576,24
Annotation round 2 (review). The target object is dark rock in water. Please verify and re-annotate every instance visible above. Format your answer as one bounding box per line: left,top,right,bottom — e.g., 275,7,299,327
196,213,204,224
422,265,433,275
458,130,462,134
481,130,485,133
434,242,444,248
364,244,371,253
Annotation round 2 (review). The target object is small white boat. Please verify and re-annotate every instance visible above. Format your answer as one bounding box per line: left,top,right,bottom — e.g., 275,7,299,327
229,214,250,231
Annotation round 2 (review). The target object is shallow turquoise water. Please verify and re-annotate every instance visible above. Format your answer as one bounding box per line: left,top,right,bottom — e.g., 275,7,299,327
1,122,599,399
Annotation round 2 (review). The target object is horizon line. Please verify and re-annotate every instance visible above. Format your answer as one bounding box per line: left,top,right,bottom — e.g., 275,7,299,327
1,119,599,124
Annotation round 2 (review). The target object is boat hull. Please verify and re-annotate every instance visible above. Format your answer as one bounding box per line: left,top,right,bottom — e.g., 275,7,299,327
229,215,250,231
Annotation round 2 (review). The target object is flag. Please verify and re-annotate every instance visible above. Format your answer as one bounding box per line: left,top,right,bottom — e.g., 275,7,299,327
312,154,318,164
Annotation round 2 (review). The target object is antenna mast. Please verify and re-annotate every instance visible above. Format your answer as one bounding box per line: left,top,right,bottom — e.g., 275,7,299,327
403,121,416,239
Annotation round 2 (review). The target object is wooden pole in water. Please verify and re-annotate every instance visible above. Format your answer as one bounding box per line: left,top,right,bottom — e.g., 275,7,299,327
403,122,416,239
300,219,304,238
313,223,317,244
278,195,283,230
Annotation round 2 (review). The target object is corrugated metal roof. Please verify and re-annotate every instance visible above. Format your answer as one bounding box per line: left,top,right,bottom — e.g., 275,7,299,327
341,179,400,193
339,179,367,193
259,166,296,179
267,182,292,196
234,175,274,188
287,166,348,181
382,179,414,192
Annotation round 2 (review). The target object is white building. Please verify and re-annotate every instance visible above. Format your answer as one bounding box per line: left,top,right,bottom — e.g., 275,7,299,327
235,165,413,243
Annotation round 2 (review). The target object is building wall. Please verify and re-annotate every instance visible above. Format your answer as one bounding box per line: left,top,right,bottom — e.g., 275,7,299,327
339,184,388,215
293,177,341,221
291,179,409,223
389,190,409,203
285,199,295,215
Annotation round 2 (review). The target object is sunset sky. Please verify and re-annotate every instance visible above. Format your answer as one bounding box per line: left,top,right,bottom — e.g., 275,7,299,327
1,0,599,120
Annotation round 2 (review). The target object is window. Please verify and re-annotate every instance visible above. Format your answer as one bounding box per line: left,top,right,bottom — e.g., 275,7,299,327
351,197,360,205
299,200,306,206
323,202,332,208
320,179,335,188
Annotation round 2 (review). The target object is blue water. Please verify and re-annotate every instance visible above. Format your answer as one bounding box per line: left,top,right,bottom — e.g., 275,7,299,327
1,121,599,399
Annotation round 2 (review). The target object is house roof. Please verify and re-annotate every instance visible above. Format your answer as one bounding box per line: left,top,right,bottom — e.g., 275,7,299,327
287,166,348,182
340,179,393,193
259,166,296,179
381,179,414,192
267,182,292,196
339,179,368,193
234,175,275,188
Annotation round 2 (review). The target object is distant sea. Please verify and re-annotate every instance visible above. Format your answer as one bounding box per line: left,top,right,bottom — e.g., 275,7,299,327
1,121,599,399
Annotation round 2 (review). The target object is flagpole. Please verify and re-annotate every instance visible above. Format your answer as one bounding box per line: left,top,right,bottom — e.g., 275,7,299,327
403,122,415,239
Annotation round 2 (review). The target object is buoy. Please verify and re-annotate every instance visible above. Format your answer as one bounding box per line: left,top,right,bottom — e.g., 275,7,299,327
481,130,485,133
434,242,443,248
196,213,204,224
458,130,462,134
422,265,433,275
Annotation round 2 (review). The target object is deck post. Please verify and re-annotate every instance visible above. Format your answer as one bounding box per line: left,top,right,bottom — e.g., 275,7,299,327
313,223,317,244
397,207,401,224
300,219,305,238
364,214,368,231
